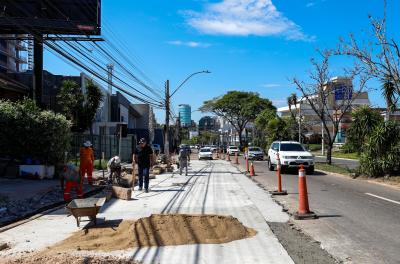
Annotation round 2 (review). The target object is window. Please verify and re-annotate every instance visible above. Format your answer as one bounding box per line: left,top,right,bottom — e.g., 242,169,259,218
272,143,279,151
280,143,305,151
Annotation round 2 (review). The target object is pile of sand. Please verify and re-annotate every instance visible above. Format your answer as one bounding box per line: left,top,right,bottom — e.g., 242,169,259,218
50,214,257,252
3,253,139,264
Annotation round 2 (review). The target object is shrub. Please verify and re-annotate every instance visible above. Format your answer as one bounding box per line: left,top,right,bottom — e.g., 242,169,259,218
0,98,71,164
360,121,400,177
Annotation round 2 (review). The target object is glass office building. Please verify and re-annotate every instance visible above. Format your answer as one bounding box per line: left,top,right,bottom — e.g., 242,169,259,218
179,104,191,127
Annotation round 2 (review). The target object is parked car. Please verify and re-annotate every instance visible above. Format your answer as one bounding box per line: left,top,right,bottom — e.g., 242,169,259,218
247,147,264,160
152,144,161,154
267,141,314,174
227,145,240,156
198,147,213,160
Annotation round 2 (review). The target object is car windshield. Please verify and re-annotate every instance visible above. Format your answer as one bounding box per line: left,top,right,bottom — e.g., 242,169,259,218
200,148,211,152
249,147,261,151
280,143,305,151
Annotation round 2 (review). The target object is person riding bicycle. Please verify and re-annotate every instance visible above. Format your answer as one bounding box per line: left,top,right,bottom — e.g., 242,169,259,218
107,156,121,184
178,146,190,176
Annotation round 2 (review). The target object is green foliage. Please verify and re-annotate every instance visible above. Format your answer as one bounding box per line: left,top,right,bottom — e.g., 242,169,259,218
202,91,275,145
57,80,103,133
0,98,71,164
345,106,383,153
360,121,400,177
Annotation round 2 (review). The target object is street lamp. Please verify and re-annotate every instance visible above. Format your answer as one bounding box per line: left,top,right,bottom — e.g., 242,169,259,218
164,70,211,165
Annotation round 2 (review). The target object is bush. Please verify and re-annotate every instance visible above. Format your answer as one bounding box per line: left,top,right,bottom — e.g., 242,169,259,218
0,98,71,164
360,121,400,177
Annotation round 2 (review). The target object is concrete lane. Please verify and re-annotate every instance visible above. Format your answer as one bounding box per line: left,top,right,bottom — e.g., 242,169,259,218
237,156,400,264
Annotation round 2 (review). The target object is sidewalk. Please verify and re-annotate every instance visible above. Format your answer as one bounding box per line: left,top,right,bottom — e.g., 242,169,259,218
0,160,293,264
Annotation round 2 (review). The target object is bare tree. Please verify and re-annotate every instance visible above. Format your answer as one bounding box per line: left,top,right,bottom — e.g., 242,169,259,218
293,51,369,164
337,0,400,118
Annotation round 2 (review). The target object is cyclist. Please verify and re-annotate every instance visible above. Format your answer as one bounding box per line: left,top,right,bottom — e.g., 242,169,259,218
107,156,121,184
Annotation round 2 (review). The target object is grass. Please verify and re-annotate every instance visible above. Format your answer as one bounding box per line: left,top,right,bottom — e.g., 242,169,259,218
306,144,322,152
331,152,359,160
315,162,354,176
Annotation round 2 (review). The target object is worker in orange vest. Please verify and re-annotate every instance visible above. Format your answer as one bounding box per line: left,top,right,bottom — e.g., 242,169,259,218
62,164,83,201
80,141,94,185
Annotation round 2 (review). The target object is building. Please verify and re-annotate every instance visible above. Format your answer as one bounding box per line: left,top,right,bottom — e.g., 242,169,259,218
178,104,191,127
277,77,370,143
198,116,220,131
0,36,29,100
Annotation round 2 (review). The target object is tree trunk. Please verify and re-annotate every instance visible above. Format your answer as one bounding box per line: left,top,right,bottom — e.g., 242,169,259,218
326,144,333,165
238,130,243,147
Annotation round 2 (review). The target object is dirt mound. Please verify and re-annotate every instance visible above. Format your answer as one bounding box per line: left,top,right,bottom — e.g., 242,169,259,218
2,253,139,264
50,214,257,252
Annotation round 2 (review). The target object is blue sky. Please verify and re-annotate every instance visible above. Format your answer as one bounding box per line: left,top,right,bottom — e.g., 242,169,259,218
44,0,400,123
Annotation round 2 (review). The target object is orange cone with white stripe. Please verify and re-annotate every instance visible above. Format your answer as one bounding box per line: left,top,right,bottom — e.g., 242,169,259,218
271,153,287,195
234,152,239,164
250,162,255,176
294,165,317,220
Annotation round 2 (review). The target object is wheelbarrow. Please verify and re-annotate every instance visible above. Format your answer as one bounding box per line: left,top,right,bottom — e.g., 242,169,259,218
67,197,106,227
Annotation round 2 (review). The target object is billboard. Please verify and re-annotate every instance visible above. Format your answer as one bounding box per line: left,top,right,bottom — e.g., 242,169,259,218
0,0,101,35
334,85,353,101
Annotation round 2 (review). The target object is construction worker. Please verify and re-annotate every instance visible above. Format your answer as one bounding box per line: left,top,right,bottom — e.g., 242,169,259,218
178,145,190,176
62,164,82,202
80,140,94,185
107,156,121,185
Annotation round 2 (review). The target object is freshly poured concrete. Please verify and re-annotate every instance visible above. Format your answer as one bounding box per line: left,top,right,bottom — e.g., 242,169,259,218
0,160,293,264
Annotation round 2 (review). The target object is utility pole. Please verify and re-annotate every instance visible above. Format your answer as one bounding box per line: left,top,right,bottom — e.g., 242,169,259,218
298,100,302,143
107,64,114,134
164,80,170,164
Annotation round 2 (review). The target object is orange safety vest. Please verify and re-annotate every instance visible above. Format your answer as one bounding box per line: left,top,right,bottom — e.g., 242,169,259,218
80,147,94,164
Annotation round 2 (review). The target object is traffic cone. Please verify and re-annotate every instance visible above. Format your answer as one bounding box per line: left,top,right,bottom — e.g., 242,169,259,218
294,165,317,220
250,162,255,176
246,157,250,173
234,152,239,164
217,151,220,159
227,153,231,161
271,153,287,195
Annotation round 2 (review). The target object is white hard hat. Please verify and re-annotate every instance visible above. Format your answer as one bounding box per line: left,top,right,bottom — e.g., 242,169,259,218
83,141,92,147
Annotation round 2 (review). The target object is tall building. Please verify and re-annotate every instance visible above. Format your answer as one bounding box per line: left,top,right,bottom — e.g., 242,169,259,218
0,35,28,73
179,104,191,127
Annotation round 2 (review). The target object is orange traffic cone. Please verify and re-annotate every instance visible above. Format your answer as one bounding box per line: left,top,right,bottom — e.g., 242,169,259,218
294,165,317,220
227,152,231,161
250,162,255,176
234,152,239,165
271,153,287,195
246,156,250,173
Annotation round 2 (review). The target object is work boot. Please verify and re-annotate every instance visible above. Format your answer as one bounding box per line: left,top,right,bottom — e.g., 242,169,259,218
145,189,149,193
138,187,143,191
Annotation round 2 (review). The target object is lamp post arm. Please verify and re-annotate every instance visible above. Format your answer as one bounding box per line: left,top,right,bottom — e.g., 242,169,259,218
170,70,210,98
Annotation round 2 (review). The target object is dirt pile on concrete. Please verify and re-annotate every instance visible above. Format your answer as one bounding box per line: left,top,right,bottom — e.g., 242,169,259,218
2,253,139,264
51,214,257,252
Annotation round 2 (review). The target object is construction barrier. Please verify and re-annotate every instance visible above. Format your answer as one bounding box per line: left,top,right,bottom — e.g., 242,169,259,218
271,153,287,195
294,165,317,220
250,162,255,176
234,153,239,165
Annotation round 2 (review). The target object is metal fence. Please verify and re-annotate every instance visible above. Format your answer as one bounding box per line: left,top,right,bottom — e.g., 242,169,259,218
70,134,137,162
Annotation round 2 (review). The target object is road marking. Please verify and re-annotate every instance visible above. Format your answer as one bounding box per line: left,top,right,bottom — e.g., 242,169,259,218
365,193,400,205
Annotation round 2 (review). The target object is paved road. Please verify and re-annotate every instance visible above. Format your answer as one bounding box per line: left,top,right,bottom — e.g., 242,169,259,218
236,155,400,264
315,156,359,170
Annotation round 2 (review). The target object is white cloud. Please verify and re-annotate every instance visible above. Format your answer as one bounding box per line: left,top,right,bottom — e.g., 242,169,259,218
261,83,281,88
167,40,212,48
184,0,315,41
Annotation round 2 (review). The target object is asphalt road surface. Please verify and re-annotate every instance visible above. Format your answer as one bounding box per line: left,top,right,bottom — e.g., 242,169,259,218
235,155,400,264
314,156,360,170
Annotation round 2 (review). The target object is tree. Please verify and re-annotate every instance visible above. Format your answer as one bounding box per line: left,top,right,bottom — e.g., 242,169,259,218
57,79,103,133
345,105,384,153
254,108,277,148
293,51,369,164
201,91,275,146
265,117,293,146
337,0,400,116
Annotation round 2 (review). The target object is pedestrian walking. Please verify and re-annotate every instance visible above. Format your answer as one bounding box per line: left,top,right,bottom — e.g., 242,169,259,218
133,138,154,193
80,140,94,185
178,145,190,176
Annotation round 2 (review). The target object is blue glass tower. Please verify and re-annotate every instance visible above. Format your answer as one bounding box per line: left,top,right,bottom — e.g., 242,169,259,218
179,104,191,127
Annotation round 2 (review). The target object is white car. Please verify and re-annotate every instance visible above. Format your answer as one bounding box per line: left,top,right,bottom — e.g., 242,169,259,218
247,147,264,160
227,146,240,156
198,148,213,160
267,141,314,174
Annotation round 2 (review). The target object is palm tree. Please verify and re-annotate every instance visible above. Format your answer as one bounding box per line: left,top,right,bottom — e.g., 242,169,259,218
287,93,297,120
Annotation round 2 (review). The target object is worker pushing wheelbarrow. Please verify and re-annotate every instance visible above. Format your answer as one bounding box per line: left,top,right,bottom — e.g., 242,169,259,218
178,145,190,176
